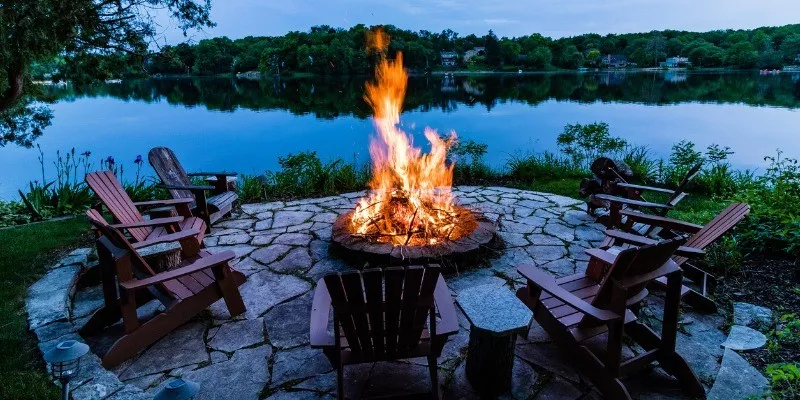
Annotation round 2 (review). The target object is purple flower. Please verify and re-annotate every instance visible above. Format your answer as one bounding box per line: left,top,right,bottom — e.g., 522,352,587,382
34,180,39,185
134,155,143,164
106,156,115,165
81,151,91,158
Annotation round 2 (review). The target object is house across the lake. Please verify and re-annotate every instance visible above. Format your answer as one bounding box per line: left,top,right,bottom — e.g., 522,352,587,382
661,56,692,68
463,47,486,63
441,52,458,67
601,54,630,68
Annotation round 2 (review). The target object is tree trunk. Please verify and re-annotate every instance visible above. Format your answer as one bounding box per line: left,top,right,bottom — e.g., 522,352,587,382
0,61,26,112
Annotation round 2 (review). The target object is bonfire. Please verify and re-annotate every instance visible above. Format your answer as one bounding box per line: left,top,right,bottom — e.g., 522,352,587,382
349,29,477,247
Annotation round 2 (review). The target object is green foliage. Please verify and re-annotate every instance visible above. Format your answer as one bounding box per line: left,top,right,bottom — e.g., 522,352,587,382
703,236,744,276
506,152,585,183
765,363,800,400
237,174,267,203
556,122,627,169
262,151,368,199
734,151,800,256
449,138,495,184
623,146,659,183
725,42,759,68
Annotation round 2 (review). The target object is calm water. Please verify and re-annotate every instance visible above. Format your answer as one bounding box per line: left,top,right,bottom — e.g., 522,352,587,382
2,71,799,199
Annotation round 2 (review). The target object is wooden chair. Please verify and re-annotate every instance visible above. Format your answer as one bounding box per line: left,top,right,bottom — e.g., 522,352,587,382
148,146,238,229
82,210,246,368
86,170,206,246
592,162,703,230
516,238,705,400
310,265,459,400
604,202,751,312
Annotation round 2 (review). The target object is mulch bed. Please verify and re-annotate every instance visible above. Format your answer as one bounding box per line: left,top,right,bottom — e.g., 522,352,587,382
713,256,800,370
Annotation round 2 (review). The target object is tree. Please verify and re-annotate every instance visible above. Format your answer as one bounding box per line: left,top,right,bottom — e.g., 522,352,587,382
526,47,552,69
688,43,725,67
193,37,236,75
484,30,502,66
559,45,585,69
725,42,758,68
585,49,602,67
779,34,800,63
499,40,521,65
645,35,667,66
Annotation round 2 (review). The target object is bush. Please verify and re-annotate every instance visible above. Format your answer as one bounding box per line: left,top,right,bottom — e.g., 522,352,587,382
263,151,368,199
765,362,800,400
449,138,496,184
556,122,627,170
506,151,585,183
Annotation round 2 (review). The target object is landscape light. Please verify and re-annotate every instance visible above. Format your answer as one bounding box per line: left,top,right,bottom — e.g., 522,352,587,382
43,339,90,400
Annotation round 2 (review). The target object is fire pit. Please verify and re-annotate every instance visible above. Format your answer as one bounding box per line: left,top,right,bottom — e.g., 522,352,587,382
331,29,496,266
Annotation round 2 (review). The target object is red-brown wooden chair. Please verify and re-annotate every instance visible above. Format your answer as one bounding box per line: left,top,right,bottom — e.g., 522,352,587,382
148,147,238,230
82,209,246,368
86,170,206,246
603,202,751,312
516,238,705,400
310,265,459,400
592,162,703,231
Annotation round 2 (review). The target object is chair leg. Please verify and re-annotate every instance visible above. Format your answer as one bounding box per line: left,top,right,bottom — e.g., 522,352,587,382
428,355,440,400
214,266,246,316
337,362,345,400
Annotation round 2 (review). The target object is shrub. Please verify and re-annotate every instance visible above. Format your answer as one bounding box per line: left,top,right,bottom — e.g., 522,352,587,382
765,362,800,400
449,138,496,184
263,152,368,199
556,122,627,170
623,145,658,183
506,151,584,183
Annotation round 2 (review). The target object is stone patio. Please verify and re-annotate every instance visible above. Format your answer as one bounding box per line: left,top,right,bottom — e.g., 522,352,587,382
27,187,771,399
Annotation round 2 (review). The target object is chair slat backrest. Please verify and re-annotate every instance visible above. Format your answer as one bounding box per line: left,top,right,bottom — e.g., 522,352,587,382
591,238,685,311
323,265,441,360
148,147,195,201
667,162,703,206
86,171,151,242
676,202,750,265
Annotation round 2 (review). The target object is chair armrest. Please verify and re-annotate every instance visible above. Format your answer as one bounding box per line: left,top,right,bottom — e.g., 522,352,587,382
433,276,459,336
131,229,201,249
617,182,676,195
310,280,335,348
675,246,705,258
120,250,235,290
517,264,621,322
133,198,194,208
620,210,703,234
604,229,657,246
160,184,216,191
188,172,238,177
592,194,673,210
584,248,619,265
110,216,184,230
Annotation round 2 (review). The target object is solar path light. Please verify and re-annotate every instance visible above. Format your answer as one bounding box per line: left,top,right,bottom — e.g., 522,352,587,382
43,339,90,400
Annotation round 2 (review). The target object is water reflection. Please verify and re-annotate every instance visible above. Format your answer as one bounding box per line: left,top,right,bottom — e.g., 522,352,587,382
44,71,800,118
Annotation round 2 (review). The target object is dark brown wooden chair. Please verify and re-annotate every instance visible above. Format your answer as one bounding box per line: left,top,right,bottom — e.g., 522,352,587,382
148,146,238,229
516,238,705,400
592,162,703,230
604,202,751,312
86,170,206,246
310,265,459,400
82,209,246,368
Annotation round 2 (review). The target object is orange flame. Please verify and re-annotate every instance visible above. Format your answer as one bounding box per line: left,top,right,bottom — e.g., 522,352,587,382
351,29,461,246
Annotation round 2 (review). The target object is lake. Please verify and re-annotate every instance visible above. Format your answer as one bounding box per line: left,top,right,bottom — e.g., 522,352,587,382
1,71,799,200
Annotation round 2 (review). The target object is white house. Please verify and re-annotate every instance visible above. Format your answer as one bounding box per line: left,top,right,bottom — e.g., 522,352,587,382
463,47,486,63
440,52,458,67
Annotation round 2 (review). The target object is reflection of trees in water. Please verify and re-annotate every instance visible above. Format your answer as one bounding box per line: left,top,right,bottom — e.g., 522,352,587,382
5,72,797,147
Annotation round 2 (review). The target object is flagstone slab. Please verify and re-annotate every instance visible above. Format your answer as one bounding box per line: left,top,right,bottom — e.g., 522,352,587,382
733,302,773,332
721,325,767,350
707,349,768,400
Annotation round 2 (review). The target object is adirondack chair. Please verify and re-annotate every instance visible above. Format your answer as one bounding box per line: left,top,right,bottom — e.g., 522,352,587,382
592,162,703,230
148,147,238,230
82,209,246,368
310,265,459,400
86,170,206,246
604,202,751,312
516,238,705,400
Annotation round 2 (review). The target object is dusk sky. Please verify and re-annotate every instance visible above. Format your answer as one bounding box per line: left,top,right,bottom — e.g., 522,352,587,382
157,0,800,43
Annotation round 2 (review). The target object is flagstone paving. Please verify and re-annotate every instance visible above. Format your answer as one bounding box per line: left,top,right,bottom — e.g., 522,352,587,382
27,187,771,399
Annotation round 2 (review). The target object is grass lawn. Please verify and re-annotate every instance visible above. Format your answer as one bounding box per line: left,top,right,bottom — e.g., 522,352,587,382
0,217,90,400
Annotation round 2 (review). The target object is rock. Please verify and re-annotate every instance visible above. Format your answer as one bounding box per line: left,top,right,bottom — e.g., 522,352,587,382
534,376,583,400
104,386,151,400
507,357,540,399
217,233,252,245
721,325,767,350
232,269,311,319
272,247,313,273
707,349,768,400
515,342,580,382
254,219,273,231
543,222,575,242
539,258,577,277
34,320,78,343
203,236,219,247
307,258,351,282
251,234,278,246
447,269,506,293
272,211,314,229
233,257,267,276
271,347,333,386
293,372,337,393
527,234,564,246
498,232,530,248
26,264,80,329
312,212,339,223
210,228,246,236
362,361,432,398
241,202,284,215
525,246,567,263
72,285,105,319
181,345,272,400
215,219,255,230
273,233,314,246
287,222,315,233
575,226,606,242
208,318,265,352
547,195,583,207
118,322,208,380
309,240,330,261
266,390,332,400
250,244,292,265
733,302,773,332
264,293,313,348
123,372,164,390
208,245,255,259
71,369,124,400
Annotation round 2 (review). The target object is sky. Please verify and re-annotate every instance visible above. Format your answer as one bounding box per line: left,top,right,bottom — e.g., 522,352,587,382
155,0,800,44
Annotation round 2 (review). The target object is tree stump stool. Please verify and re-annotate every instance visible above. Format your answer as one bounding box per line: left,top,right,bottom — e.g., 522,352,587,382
457,284,533,397
138,241,182,273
